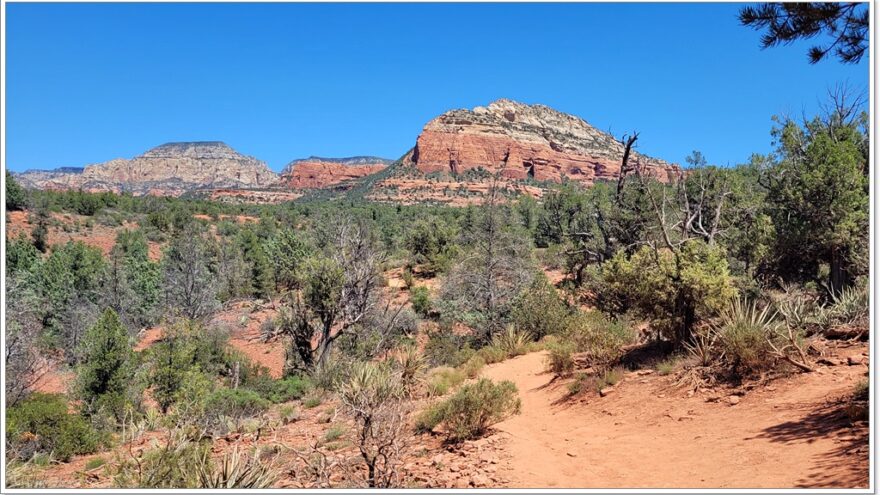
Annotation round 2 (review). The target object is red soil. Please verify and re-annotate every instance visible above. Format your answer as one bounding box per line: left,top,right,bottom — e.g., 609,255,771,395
481,344,869,488
6,210,162,261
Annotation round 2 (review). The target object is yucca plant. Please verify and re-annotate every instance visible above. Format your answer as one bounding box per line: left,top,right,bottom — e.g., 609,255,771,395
824,285,869,327
143,407,161,431
775,296,817,333
715,299,781,375
197,447,278,489
491,325,533,358
338,361,409,488
716,298,812,375
683,326,720,367
393,345,427,395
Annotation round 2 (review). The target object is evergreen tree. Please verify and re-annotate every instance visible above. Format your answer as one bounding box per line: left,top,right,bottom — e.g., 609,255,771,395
74,309,136,419
5,170,28,211
765,115,869,291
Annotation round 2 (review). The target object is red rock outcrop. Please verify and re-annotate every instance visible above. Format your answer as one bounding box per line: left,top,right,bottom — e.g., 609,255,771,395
279,156,390,189
409,99,679,184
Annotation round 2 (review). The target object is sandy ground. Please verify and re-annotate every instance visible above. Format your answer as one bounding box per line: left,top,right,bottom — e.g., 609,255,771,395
482,348,869,489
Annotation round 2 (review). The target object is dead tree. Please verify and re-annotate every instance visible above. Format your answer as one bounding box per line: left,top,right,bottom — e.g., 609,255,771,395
616,132,639,199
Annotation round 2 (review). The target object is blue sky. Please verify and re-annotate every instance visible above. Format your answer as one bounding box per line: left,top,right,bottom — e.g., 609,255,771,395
5,3,869,172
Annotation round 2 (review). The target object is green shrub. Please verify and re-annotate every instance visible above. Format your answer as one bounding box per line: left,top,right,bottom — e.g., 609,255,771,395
598,242,736,343
545,341,576,375
561,311,635,369
113,430,208,488
302,394,323,409
426,367,466,397
424,330,473,367
248,376,312,404
417,379,521,442
6,393,104,462
599,367,624,388
322,425,346,443
477,345,507,365
846,379,869,422
410,286,432,317
205,388,270,421
460,355,486,379
511,275,570,339
566,373,594,396
414,402,446,433
401,268,415,289
278,405,299,424
656,359,677,376
715,299,780,376
85,457,107,471
491,325,532,358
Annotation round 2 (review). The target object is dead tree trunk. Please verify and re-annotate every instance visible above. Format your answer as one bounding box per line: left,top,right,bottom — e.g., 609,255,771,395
617,132,639,199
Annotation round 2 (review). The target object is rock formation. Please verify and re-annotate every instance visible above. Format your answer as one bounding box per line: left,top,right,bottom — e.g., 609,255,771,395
15,142,279,196
14,167,85,191
279,156,391,189
81,141,279,194
409,99,679,184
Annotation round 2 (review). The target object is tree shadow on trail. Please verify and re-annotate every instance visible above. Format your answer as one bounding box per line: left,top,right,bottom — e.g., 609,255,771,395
748,397,868,488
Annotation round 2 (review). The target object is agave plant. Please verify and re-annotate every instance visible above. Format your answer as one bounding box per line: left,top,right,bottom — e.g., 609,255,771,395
197,447,278,489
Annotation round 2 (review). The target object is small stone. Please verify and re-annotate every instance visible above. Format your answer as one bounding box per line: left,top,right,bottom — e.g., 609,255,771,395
454,478,470,489
431,454,444,466
471,474,491,487
636,369,655,376
728,395,741,405
449,464,460,473
599,386,615,397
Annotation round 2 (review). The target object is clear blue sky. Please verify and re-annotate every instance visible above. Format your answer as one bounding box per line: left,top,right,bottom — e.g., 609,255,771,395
5,2,869,172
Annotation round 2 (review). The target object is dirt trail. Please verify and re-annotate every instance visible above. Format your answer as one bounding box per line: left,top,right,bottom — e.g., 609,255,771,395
482,350,869,489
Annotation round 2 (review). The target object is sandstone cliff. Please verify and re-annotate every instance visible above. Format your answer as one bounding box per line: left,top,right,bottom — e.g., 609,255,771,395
81,142,279,194
15,142,279,196
14,167,86,191
409,99,679,184
279,156,391,189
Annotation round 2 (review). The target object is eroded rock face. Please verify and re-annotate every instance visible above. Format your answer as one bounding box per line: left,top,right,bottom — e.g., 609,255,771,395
82,142,279,194
15,142,279,196
279,156,391,189
410,99,679,183
14,167,85,190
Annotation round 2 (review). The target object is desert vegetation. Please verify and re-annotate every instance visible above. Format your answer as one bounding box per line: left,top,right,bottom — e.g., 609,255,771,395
3,92,870,489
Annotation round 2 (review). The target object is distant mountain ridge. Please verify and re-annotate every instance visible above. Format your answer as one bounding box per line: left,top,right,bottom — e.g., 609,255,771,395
13,99,679,204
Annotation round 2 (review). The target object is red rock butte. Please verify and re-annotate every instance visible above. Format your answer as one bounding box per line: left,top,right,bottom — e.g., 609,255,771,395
409,98,680,184
279,157,390,189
